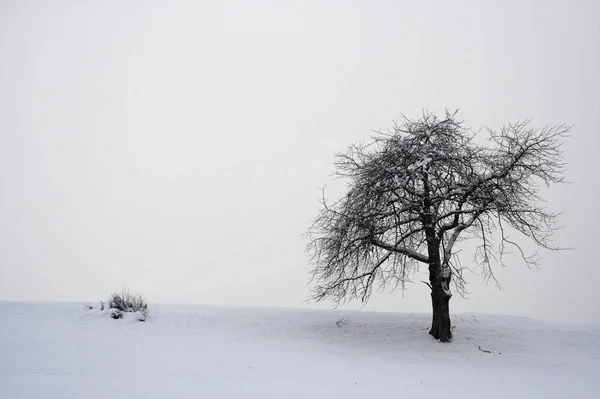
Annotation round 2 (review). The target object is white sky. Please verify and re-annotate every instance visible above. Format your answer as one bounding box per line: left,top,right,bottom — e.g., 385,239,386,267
1,0,599,323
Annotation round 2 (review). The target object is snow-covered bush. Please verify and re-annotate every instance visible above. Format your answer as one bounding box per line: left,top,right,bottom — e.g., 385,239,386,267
110,309,123,319
107,289,148,320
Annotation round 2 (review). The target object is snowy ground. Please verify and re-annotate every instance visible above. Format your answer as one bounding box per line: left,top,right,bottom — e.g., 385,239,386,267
1,302,599,398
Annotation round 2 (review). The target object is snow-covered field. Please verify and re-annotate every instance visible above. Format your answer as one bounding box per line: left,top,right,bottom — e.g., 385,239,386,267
1,302,599,398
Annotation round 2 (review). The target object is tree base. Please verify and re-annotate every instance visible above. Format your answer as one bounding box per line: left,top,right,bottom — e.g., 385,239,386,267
430,291,452,342
429,325,452,343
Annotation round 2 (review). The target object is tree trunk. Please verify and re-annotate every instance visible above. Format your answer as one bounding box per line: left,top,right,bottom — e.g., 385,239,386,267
422,183,453,342
429,285,452,342
425,239,452,342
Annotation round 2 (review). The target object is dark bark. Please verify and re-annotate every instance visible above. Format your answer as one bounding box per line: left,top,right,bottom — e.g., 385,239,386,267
429,283,452,342
422,180,452,342
425,237,452,342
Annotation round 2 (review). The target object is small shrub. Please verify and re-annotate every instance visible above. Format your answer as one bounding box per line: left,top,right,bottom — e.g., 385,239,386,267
100,301,105,311
135,311,146,322
107,288,148,319
110,309,123,319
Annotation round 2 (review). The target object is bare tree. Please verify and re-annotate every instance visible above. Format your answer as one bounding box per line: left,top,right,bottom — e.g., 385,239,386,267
306,110,569,342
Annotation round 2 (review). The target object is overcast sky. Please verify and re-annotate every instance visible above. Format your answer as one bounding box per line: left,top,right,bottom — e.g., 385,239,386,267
1,0,599,323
